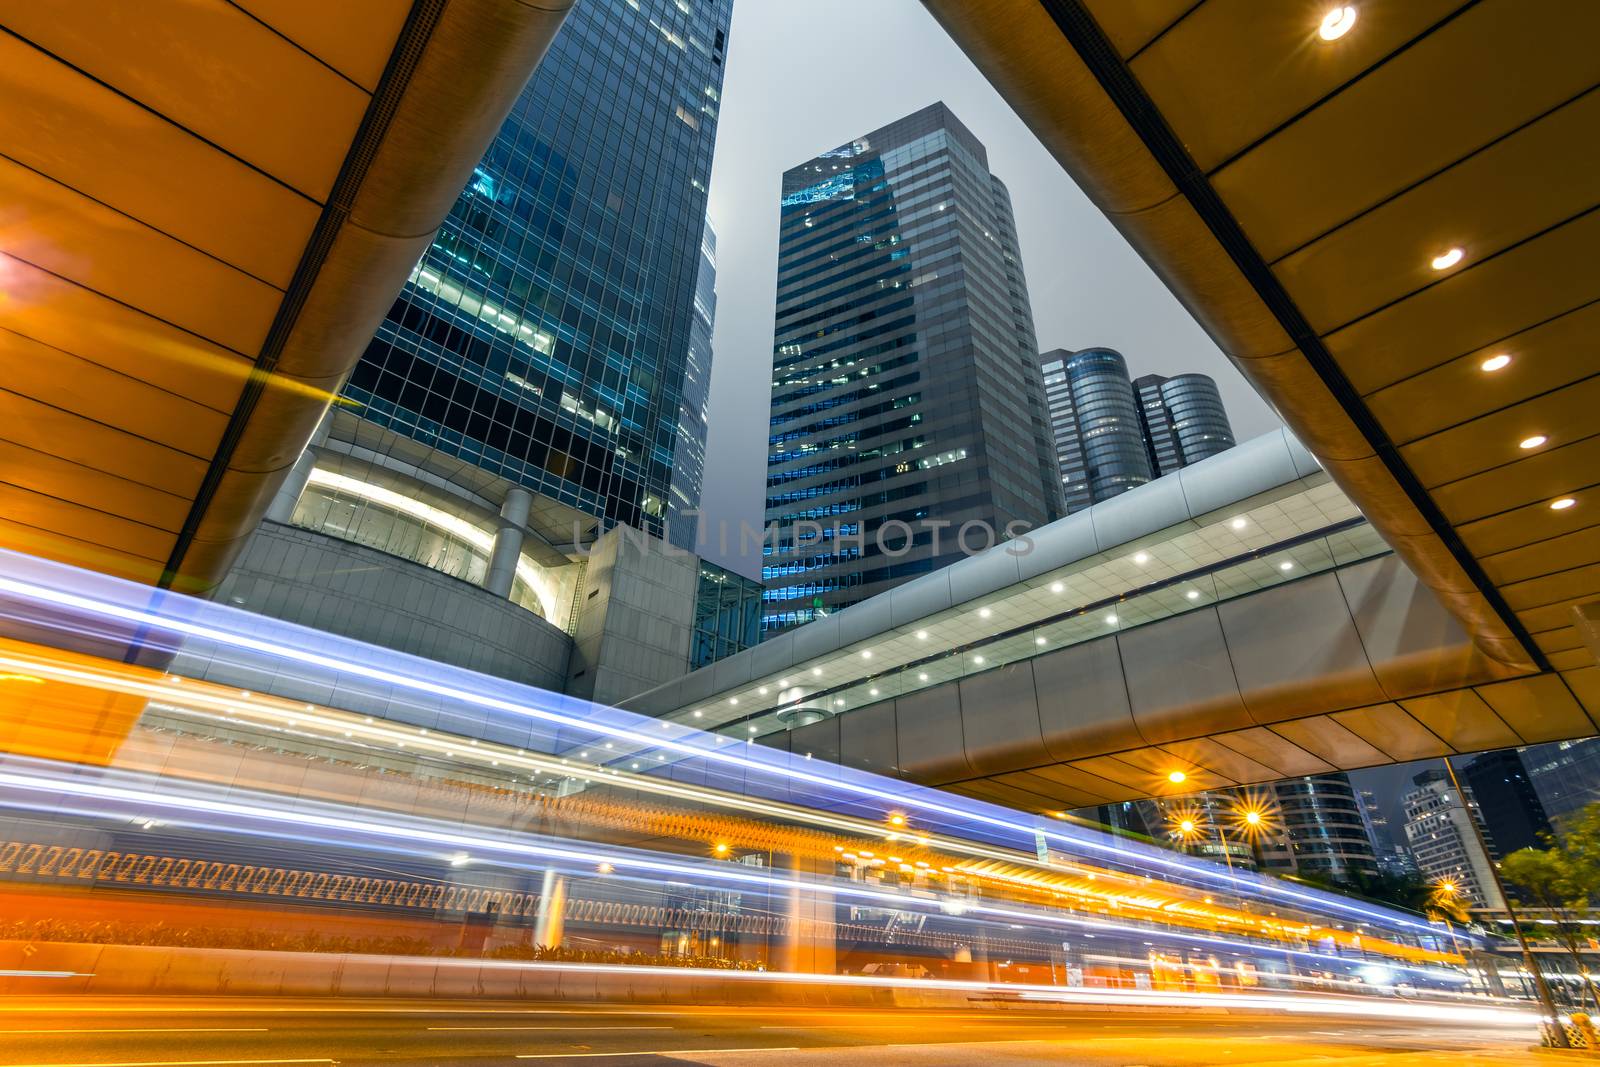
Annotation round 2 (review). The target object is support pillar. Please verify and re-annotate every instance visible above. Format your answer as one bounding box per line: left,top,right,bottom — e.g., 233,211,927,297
265,448,318,524
485,488,533,598
533,870,566,950
774,854,837,975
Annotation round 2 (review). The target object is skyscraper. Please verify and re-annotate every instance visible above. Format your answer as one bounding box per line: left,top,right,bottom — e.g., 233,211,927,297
762,103,1062,634
1524,737,1600,831
1403,769,1505,909
1039,352,1235,513
1132,373,1237,476
1272,774,1379,882
1039,348,1152,512
667,223,718,552
342,0,734,544
1462,749,1553,856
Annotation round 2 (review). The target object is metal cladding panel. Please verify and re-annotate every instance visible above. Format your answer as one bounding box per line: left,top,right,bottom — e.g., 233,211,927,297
1032,637,1141,760
997,770,1103,810
1218,571,1387,723
787,614,840,667
888,569,953,628
1088,471,1191,550
710,652,754,694
839,700,899,777
946,540,1024,606
1330,703,1450,762
1564,666,1600,720
1213,726,1335,777
1335,554,1497,699
668,666,716,711
1176,430,1301,519
957,660,1046,777
1019,762,1125,803
1269,716,1387,770
1117,609,1251,744
1286,433,1325,481
747,634,795,679
1398,690,1522,751
834,589,894,650
893,684,973,784
787,715,842,797
1160,737,1279,785
1475,674,1597,743
1015,511,1099,583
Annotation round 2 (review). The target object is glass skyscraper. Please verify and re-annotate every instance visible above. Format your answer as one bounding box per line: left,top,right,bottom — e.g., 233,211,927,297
1133,372,1237,476
667,223,718,552
1039,348,1152,512
341,0,734,542
1040,350,1235,514
763,103,1062,634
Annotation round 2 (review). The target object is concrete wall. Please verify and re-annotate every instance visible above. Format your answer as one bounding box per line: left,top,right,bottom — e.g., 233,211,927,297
204,522,571,692
566,526,699,706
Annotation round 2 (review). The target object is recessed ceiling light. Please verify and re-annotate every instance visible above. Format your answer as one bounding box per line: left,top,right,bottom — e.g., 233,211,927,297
1133,552,1150,564
1520,435,1548,450
1480,354,1512,373
1105,613,1119,625
835,698,845,705
812,667,822,676
869,688,880,696
728,697,738,705
915,629,928,639
1186,590,1200,600
1318,5,1357,40
979,607,992,618
1230,518,1247,531
1552,498,1578,511
1035,636,1047,646
973,655,985,664
758,686,768,695
1167,770,1188,785
860,649,872,659
1279,561,1294,572
918,672,929,681
1050,581,1064,593
748,725,758,733
1431,247,1465,271
692,710,702,718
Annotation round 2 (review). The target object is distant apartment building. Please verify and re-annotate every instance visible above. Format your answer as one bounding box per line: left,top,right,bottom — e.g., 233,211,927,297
1039,350,1235,514
1403,770,1505,909
763,103,1062,635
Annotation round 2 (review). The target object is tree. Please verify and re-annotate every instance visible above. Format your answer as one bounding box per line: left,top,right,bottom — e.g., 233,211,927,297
1502,805,1600,1014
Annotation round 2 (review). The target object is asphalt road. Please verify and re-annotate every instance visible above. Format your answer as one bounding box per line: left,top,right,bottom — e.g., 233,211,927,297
0,998,1545,1066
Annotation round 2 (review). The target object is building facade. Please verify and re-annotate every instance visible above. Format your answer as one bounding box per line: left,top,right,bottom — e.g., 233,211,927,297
762,103,1062,635
1133,372,1237,477
667,224,719,552
1403,769,1505,909
341,0,733,547
1359,787,1418,879
1524,737,1600,831
1272,774,1379,881
1461,749,1552,856
1040,348,1152,513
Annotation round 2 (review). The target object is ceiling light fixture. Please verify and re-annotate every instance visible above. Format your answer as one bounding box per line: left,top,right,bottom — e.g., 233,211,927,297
1050,581,1064,593
915,630,928,639
1230,518,1247,531
1480,354,1512,373
1520,435,1548,450
1318,5,1357,40
978,607,992,619
1552,498,1577,511
1431,247,1464,271
1279,561,1294,572
1186,590,1201,600
1133,552,1150,564
1104,613,1119,625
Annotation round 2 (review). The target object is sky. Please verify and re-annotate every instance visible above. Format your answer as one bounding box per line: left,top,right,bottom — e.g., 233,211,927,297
696,0,1282,578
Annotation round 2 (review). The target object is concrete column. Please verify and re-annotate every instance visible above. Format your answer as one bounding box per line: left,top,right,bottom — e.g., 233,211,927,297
533,870,566,949
484,487,533,598
265,448,317,524
773,854,837,975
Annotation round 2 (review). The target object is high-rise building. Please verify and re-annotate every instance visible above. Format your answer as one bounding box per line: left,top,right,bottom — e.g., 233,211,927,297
1039,348,1152,512
668,223,718,552
1358,787,1418,879
1403,769,1505,909
1461,749,1552,857
762,103,1062,634
1524,737,1600,831
1039,352,1235,513
1272,774,1379,882
1132,373,1237,477
342,0,734,545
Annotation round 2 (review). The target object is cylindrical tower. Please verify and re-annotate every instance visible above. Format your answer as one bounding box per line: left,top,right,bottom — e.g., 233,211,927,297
1065,348,1152,502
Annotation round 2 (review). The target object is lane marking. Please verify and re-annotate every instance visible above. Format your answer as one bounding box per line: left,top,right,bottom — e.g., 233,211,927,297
2,1030,269,1036
517,1050,800,1060
427,1026,671,1031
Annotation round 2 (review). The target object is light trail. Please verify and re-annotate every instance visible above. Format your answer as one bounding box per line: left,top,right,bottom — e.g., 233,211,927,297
0,560,1458,937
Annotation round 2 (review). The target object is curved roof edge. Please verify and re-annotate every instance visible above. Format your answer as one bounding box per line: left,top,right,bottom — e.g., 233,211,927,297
165,0,577,592
917,0,1536,673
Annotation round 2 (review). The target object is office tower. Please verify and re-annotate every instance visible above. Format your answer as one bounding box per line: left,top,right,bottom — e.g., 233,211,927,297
762,103,1063,634
1461,749,1552,856
1403,770,1505,909
1359,787,1418,878
1132,373,1237,476
232,1,755,704
1524,737,1600,830
1039,348,1153,512
1271,774,1379,881
667,224,718,552
343,0,734,544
